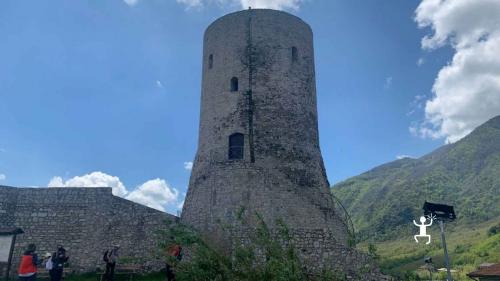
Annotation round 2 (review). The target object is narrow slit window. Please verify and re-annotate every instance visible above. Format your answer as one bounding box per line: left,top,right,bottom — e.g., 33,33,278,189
230,77,238,92
292,46,298,62
208,54,213,69
228,133,244,160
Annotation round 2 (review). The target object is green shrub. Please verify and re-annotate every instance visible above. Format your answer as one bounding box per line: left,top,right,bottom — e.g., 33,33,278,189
488,223,500,237
158,213,365,281
367,243,380,260
402,271,421,281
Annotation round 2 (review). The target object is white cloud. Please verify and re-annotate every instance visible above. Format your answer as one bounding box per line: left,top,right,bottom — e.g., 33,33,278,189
48,171,128,197
123,0,139,6
47,176,63,186
414,0,500,143
125,179,179,212
156,80,164,89
396,155,413,160
417,57,425,66
239,0,303,10
183,161,193,170
0,174,6,181
126,0,305,10
47,171,183,214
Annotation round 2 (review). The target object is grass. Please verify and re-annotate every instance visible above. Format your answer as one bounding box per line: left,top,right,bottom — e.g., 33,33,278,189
357,217,500,280
62,271,166,281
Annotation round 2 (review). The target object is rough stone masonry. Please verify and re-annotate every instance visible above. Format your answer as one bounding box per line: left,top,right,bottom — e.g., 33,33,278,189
0,186,175,274
181,9,384,278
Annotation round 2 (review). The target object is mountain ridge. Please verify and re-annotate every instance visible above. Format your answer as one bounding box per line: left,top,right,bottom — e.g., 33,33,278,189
332,115,500,241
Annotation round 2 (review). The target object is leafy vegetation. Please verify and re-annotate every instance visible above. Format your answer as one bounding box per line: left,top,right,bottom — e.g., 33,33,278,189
157,214,352,281
361,219,500,280
367,243,380,261
488,222,500,237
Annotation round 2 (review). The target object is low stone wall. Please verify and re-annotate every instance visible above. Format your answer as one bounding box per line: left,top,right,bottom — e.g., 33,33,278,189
0,186,176,274
225,225,388,281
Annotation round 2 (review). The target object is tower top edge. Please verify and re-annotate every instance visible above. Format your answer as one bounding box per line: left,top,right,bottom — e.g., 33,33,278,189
204,9,312,36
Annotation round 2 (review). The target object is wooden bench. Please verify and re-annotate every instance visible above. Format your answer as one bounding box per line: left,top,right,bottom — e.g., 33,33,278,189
97,265,142,281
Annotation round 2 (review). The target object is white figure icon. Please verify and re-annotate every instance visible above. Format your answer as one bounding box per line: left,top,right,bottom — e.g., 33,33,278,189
414,216,433,244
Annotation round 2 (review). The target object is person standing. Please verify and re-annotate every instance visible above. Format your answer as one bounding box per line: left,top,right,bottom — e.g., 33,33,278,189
103,246,119,281
51,245,69,281
18,244,39,281
44,253,53,280
165,239,182,281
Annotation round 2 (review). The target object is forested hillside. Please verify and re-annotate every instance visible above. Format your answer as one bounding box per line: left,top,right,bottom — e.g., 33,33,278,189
333,115,500,241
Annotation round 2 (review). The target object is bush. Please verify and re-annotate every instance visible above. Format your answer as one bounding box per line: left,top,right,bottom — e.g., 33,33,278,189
158,213,356,281
367,243,380,260
488,223,500,237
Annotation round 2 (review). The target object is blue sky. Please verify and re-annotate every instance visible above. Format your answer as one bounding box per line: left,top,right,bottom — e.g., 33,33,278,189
1,0,499,214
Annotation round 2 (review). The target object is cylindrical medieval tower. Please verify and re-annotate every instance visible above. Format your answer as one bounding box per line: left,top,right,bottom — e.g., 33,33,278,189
182,8,352,270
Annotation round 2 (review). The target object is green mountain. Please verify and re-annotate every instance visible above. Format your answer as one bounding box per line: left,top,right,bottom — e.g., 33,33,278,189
332,115,500,241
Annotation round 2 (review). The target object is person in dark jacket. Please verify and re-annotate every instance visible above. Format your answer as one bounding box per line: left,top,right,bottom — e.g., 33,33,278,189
50,245,69,281
18,244,39,281
103,245,119,281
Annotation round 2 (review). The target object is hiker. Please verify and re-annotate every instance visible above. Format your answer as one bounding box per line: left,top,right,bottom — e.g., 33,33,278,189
103,245,119,281
51,245,69,281
18,243,39,281
165,238,182,281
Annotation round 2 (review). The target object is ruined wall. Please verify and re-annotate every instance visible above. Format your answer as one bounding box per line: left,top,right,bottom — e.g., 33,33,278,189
182,8,357,273
0,186,175,274
230,226,384,279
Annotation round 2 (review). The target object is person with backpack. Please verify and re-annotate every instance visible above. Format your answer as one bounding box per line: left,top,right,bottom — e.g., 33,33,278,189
50,245,69,281
18,244,39,281
102,245,119,281
165,238,182,281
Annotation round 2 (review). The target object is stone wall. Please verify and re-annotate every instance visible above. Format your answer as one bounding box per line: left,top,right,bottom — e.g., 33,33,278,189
0,185,175,274
225,221,386,280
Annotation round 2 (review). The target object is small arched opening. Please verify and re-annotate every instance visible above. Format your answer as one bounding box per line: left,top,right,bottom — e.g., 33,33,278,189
292,46,298,62
228,133,244,160
208,54,213,69
230,77,239,92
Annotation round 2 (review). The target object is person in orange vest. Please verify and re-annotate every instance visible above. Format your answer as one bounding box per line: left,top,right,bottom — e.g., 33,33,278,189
18,243,39,281
165,238,182,281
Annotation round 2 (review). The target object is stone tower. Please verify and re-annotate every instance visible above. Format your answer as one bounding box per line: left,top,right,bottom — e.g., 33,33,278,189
182,9,359,272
